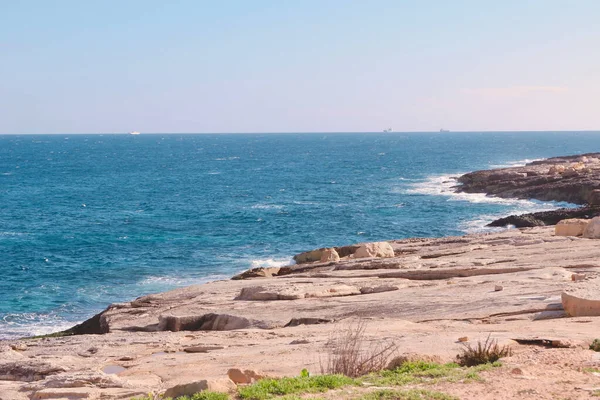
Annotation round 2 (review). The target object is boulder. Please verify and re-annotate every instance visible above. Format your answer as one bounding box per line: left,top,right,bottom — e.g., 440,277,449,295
227,368,265,384
583,217,600,239
555,218,589,237
588,189,600,206
319,248,340,263
158,313,251,331
163,378,235,398
354,242,395,259
293,249,324,264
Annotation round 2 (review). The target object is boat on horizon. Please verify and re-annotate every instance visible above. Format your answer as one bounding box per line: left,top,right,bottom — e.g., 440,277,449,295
129,131,141,135
439,129,450,133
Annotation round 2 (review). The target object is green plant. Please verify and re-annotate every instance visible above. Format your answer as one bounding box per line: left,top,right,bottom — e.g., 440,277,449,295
238,374,355,400
455,336,512,367
300,368,310,378
590,339,600,352
357,389,459,400
131,391,229,400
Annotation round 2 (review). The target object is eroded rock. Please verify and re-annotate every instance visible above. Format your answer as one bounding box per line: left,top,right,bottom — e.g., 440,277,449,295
555,219,589,237
354,242,394,259
320,248,340,263
158,314,251,331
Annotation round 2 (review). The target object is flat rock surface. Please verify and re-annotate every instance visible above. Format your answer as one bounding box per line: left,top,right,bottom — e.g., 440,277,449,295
3,226,600,398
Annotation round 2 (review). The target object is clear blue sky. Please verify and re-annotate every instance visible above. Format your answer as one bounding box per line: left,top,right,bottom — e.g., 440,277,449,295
1,0,599,133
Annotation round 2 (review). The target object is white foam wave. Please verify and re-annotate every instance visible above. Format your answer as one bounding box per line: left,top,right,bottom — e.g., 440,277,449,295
489,158,543,168
405,174,547,206
251,204,284,210
139,274,229,287
0,313,78,340
250,257,294,268
406,173,573,234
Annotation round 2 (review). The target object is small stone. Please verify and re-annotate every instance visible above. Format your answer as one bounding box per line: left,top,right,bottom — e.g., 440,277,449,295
458,337,468,342
511,368,523,375
289,339,310,345
10,343,27,351
183,346,225,353
494,285,504,292
571,273,586,282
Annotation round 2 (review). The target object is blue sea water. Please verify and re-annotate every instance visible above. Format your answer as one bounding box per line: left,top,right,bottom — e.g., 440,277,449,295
0,131,597,339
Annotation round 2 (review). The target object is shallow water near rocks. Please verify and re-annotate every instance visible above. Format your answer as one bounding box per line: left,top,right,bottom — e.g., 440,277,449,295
1,131,597,338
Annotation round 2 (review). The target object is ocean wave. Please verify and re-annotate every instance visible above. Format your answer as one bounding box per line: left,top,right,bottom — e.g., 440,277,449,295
251,204,284,210
0,312,78,340
405,174,544,206
138,274,229,287
489,158,543,168
250,257,294,268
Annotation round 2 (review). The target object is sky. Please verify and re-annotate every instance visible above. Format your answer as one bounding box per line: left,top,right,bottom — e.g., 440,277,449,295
1,0,599,134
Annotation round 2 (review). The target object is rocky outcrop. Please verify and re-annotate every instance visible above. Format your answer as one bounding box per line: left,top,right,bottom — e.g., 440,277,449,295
457,153,600,204
487,206,600,228
555,219,589,237
354,242,395,258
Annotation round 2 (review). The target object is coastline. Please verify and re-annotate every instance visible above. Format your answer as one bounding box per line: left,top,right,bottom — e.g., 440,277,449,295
3,153,600,399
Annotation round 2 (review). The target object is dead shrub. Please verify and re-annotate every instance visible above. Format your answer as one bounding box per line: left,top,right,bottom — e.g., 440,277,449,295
320,319,398,377
456,335,512,367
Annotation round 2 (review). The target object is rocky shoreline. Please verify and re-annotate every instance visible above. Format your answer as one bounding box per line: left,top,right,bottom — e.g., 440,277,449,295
458,153,600,227
3,154,600,399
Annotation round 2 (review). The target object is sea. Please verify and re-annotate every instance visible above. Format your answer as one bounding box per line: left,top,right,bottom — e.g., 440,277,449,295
1,131,597,339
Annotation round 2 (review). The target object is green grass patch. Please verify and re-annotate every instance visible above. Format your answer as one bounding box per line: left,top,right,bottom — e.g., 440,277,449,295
131,392,230,400
238,374,356,400
357,389,459,400
362,361,499,387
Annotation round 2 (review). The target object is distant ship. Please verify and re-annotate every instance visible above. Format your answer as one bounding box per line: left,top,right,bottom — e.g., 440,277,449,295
129,131,141,135
383,128,393,132
439,129,450,133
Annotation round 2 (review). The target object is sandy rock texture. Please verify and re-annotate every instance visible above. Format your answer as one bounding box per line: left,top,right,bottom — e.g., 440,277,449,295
2,227,600,399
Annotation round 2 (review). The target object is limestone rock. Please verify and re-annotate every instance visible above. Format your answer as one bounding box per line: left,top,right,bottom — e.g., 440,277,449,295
562,281,600,317
227,368,265,384
319,248,340,263
583,217,600,239
158,313,251,331
232,266,290,280
163,378,235,398
0,361,67,382
555,218,589,237
354,242,395,259
359,285,399,294
24,371,125,390
588,189,600,206
293,249,324,264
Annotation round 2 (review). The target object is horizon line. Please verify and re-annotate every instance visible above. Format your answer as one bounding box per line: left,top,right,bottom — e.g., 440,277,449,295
2,129,600,135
